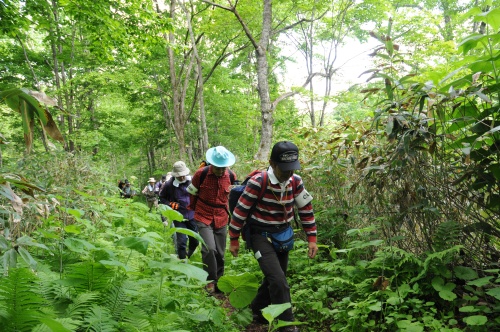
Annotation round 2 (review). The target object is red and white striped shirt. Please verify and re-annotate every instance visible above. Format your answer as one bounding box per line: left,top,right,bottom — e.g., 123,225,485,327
229,168,316,246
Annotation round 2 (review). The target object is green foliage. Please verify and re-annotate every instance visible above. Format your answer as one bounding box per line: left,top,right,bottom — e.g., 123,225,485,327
0,268,47,332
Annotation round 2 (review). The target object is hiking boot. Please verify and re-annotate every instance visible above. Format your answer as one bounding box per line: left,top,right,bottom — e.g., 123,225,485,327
206,282,215,294
252,313,268,325
279,326,300,332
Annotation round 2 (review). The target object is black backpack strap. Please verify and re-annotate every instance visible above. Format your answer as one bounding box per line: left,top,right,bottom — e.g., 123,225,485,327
168,177,176,202
198,166,210,186
229,169,236,184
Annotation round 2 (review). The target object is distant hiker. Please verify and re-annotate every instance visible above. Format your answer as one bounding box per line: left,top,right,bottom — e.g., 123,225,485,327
121,180,134,198
229,141,318,331
118,179,126,197
159,161,199,260
155,175,167,197
187,146,237,294
142,178,158,212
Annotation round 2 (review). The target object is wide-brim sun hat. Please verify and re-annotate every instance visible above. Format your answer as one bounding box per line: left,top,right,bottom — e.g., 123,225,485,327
171,161,190,177
206,146,235,167
148,177,156,183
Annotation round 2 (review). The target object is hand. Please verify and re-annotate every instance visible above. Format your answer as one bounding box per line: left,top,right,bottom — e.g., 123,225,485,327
229,244,239,257
308,242,318,259
169,202,179,210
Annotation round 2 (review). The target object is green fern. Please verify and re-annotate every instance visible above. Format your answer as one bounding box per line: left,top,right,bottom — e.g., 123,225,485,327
0,268,46,332
63,261,114,294
82,305,118,332
120,305,152,331
103,282,129,320
410,245,463,283
65,292,100,321
433,221,461,251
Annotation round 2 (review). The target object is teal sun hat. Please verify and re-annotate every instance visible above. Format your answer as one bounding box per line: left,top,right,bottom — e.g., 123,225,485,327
206,146,235,167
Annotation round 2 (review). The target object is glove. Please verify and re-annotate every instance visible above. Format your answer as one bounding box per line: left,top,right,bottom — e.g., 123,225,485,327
169,202,179,210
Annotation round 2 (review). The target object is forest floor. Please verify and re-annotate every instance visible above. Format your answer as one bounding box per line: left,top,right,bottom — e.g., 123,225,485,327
213,292,268,332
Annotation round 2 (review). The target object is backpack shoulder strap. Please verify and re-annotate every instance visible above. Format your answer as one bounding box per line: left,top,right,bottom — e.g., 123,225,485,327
168,178,176,202
198,166,210,186
257,171,268,201
229,170,236,184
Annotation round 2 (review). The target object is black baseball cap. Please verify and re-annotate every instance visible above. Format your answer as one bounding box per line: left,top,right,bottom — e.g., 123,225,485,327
270,141,301,171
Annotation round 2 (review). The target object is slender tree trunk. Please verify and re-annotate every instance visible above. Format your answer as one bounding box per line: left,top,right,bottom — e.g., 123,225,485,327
183,2,209,154
253,0,274,161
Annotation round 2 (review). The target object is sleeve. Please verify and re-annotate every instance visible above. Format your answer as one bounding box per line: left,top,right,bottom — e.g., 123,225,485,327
293,176,317,243
228,174,263,245
187,169,201,211
158,182,170,205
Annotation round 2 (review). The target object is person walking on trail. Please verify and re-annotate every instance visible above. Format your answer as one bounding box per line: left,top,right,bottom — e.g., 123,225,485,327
187,146,237,294
228,141,318,332
159,161,199,260
142,178,158,212
121,179,134,198
155,175,167,197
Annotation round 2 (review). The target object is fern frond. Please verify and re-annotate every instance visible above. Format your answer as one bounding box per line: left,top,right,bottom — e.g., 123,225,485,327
0,268,46,332
64,261,114,293
120,305,152,331
410,245,463,283
433,221,461,251
65,291,100,320
82,305,118,332
103,282,129,320
32,317,79,332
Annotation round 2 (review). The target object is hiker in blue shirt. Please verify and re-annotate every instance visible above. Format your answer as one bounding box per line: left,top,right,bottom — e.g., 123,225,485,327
159,161,199,259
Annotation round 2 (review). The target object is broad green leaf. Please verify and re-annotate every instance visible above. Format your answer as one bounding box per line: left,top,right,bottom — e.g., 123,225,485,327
368,302,382,311
467,276,492,287
463,315,488,326
454,266,478,280
64,224,81,234
64,238,96,253
459,306,479,313
159,205,184,221
2,248,17,268
100,259,131,272
396,320,424,331
38,317,73,332
475,7,500,31
167,227,205,246
439,290,457,301
486,287,500,300
218,273,259,308
17,246,37,270
116,237,150,255
261,303,291,323
164,261,208,282
16,236,49,250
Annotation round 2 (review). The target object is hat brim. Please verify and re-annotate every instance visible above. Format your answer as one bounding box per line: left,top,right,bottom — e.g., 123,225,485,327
171,169,190,177
206,149,236,167
276,160,301,171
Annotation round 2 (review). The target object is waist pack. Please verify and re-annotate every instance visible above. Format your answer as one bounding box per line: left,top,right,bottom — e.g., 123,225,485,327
264,226,294,253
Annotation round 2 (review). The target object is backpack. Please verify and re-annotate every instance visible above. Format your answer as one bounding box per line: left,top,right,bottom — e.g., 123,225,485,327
230,170,299,247
228,170,299,217
228,170,267,216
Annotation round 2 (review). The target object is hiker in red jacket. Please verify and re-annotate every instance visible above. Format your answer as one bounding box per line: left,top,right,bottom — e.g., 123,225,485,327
187,146,237,294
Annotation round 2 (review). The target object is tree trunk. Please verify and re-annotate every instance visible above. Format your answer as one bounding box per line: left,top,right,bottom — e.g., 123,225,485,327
253,0,274,161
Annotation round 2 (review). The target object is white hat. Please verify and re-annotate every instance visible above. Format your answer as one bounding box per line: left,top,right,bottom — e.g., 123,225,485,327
171,161,190,177
148,177,156,183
